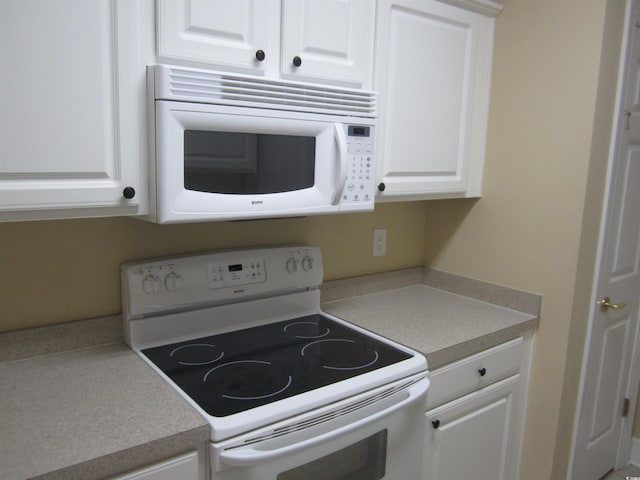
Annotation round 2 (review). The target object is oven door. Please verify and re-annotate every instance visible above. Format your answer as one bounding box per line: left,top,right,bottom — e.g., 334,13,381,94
211,374,429,480
153,101,349,223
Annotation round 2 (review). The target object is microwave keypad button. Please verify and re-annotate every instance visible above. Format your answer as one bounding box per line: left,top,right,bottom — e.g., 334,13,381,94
342,149,374,204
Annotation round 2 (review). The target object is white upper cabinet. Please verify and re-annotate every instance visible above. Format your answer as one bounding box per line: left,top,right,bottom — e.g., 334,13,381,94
157,0,375,89
157,0,281,74
280,0,375,87
0,0,152,222
374,0,501,200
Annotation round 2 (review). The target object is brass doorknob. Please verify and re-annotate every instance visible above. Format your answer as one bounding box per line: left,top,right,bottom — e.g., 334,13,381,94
599,296,627,312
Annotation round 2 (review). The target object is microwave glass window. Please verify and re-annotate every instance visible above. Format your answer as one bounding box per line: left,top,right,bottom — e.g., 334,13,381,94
277,430,387,480
184,131,316,194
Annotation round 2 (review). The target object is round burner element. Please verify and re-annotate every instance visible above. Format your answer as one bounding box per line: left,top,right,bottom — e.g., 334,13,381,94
300,338,380,371
283,320,330,339
203,360,293,400
169,343,224,366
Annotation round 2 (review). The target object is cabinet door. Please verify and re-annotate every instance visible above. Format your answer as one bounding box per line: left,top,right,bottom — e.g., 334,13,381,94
157,0,281,74
280,0,375,88
423,375,519,480
0,0,149,221
111,451,199,480
374,0,498,199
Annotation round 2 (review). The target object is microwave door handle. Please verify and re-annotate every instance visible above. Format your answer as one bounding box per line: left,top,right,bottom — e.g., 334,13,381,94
332,124,348,205
219,376,430,467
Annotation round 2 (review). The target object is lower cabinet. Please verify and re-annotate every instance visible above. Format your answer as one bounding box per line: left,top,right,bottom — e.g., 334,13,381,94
110,451,200,480
423,336,532,480
424,375,519,480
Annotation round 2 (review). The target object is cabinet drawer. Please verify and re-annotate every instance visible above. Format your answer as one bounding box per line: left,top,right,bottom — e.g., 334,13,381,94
426,337,523,409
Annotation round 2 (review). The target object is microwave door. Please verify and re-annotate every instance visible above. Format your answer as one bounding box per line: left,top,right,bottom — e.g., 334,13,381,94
154,102,352,223
184,131,259,194
183,131,318,196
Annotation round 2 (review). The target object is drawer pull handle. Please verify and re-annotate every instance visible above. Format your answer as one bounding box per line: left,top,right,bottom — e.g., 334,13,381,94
432,420,440,429
478,367,487,377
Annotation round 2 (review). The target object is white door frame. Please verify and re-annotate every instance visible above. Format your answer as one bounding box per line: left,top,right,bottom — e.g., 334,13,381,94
569,0,640,476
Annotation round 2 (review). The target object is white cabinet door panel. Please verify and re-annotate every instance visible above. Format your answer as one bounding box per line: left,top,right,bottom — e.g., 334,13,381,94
281,0,375,88
157,0,280,74
423,375,519,480
111,451,199,480
0,0,149,219
375,0,498,199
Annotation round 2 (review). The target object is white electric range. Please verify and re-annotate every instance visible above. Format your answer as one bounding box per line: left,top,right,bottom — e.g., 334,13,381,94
122,245,429,479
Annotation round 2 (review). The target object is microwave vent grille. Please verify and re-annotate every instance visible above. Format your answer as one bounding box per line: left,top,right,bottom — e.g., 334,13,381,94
156,66,377,118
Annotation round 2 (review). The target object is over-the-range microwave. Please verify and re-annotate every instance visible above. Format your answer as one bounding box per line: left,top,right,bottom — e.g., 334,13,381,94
144,65,378,224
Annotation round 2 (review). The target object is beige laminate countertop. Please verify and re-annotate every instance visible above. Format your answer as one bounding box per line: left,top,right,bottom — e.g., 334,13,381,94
0,337,208,480
320,267,540,370
323,284,539,370
0,267,540,480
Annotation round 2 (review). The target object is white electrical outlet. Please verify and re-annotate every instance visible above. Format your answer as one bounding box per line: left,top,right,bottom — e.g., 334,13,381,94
373,229,387,256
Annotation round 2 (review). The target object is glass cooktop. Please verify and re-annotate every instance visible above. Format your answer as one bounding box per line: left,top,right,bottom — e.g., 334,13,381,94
142,314,413,417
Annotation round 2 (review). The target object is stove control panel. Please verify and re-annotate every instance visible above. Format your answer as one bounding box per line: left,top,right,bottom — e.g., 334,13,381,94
122,245,323,319
207,257,266,289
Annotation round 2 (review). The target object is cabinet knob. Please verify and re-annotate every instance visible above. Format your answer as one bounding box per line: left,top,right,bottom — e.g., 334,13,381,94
478,367,487,377
378,182,386,192
432,420,440,429
123,186,136,199
292,56,302,67
255,50,266,62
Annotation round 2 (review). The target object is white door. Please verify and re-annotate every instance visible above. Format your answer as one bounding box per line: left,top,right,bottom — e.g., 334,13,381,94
156,0,281,74
423,375,519,480
0,0,148,220
373,0,496,198
571,1,640,478
280,0,375,88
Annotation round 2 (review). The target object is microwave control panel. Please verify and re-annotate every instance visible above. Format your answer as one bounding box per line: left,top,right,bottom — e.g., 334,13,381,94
342,125,375,207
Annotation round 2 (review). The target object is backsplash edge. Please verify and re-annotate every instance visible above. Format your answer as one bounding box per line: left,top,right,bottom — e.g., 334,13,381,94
0,315,123,363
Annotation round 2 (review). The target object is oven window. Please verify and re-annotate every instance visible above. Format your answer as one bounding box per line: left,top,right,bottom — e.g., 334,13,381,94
184,130,316,194
277,430,387,480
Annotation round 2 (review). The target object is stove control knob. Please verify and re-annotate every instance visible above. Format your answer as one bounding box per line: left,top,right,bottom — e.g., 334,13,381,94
301,255,314,272
286,257,298,274
142,274,161,295
164,272,183,292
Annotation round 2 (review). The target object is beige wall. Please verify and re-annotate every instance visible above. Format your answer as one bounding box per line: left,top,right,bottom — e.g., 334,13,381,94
423,1,625,479
0,202,431,332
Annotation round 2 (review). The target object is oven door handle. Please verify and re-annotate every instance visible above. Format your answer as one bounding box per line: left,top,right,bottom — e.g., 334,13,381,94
219,376,430,467
332,123,348,205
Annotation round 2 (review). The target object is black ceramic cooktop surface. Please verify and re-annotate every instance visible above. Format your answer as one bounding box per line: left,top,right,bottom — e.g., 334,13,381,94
142,314,412,417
